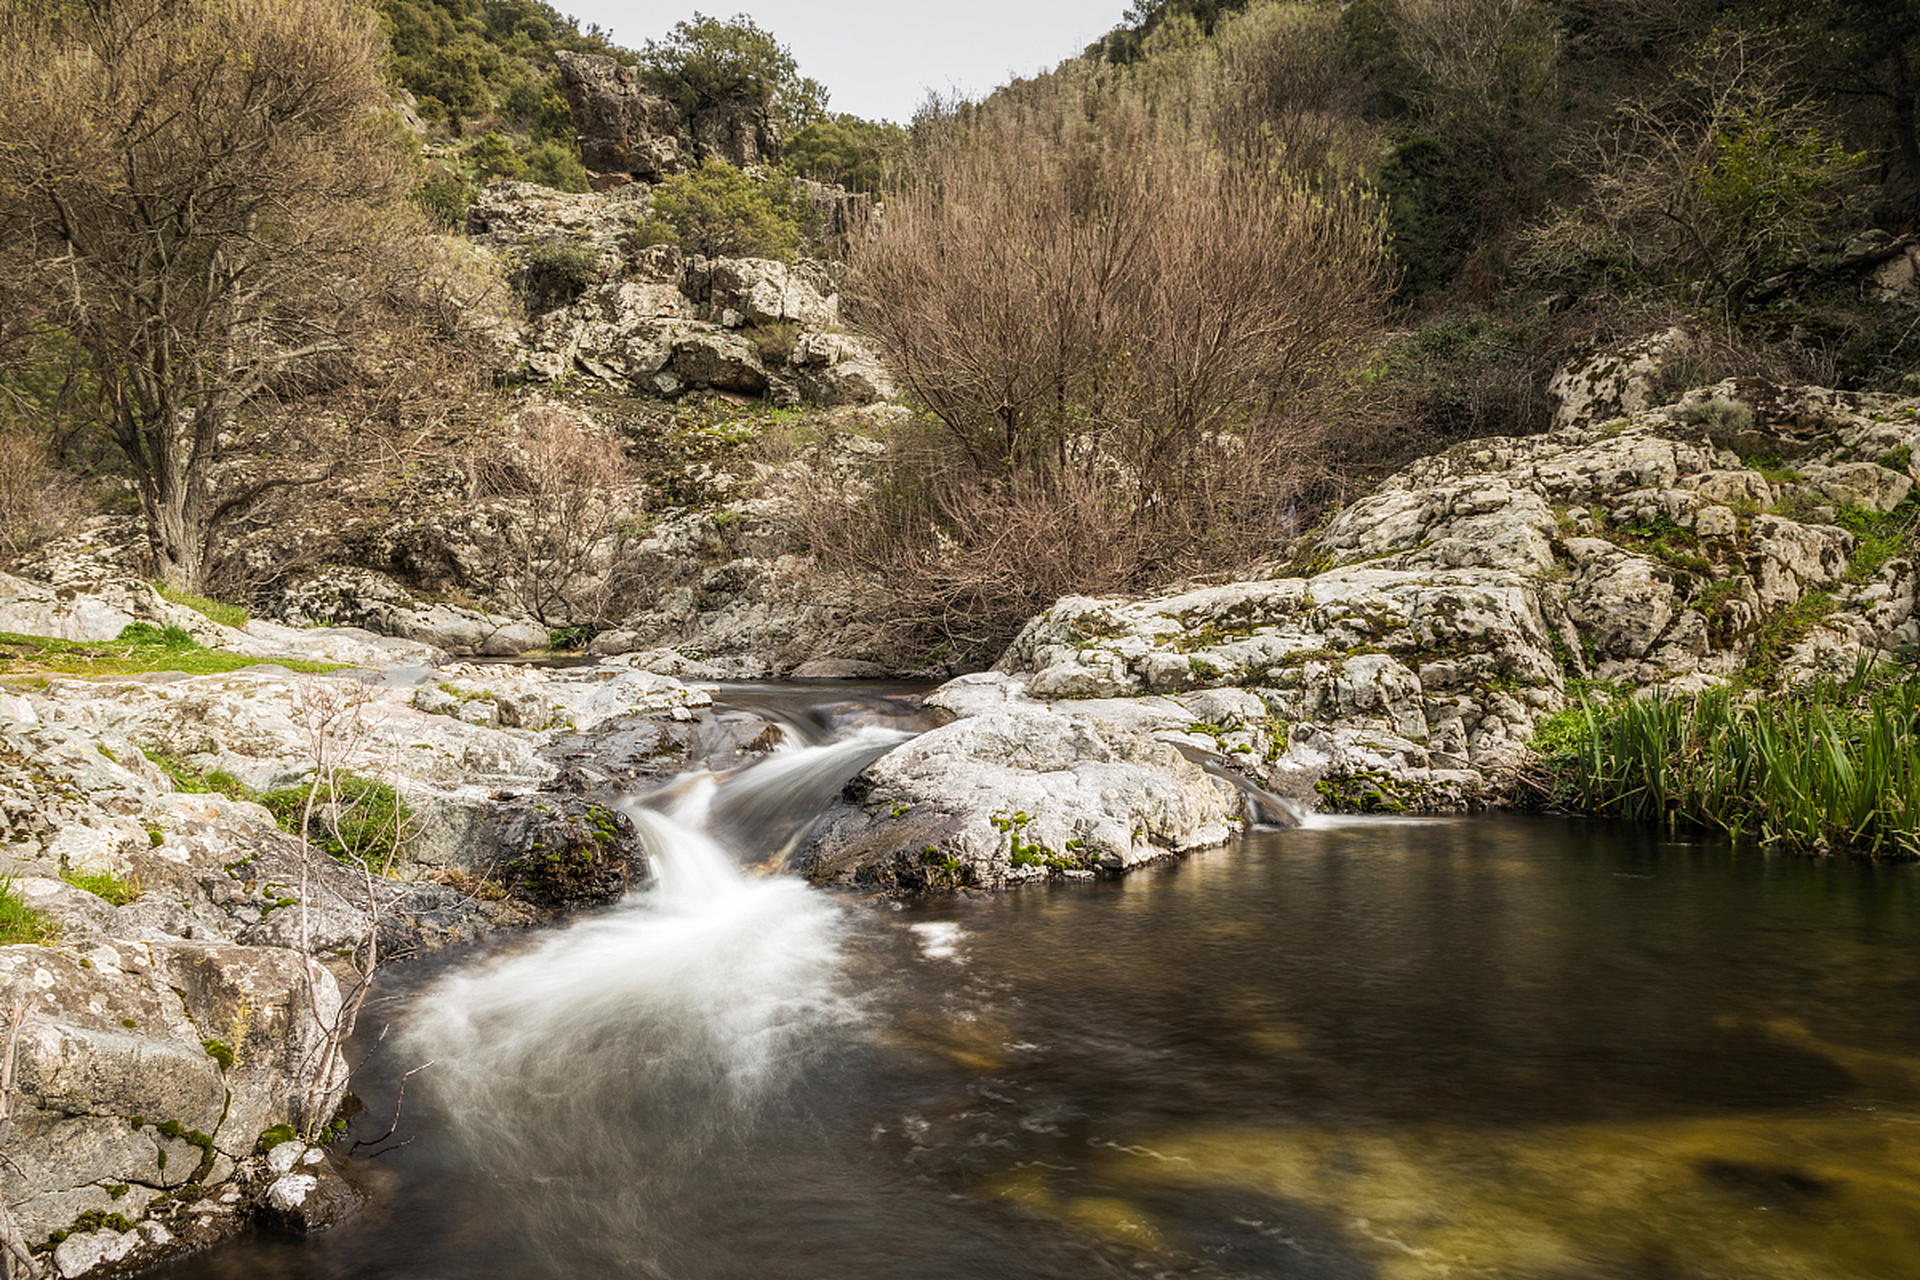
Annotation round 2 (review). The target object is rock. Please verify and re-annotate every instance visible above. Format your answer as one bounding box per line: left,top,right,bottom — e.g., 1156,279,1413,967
669,328,769,394
553,50,686,182
490,794,645,905
258,1158,363,1235
802,703,1242,892
553,49,780,184
54,1228,139,1278
1546,328,1689,430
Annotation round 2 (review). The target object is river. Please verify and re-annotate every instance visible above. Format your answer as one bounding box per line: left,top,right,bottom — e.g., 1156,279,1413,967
159,685,1920,1280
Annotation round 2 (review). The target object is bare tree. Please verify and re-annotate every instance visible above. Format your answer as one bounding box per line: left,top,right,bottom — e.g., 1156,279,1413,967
1523,24,1868,314
465,403,649,634
0,0,435,591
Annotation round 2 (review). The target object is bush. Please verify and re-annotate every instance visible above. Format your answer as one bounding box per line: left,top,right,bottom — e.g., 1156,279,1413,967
633,157,801,261
520,241,603,311
805,66,1388,661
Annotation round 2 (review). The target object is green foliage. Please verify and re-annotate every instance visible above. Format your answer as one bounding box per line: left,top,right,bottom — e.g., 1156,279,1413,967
521,138,589,192
1529,668,1920,856
380,0,614,130
638,12,827,132
410,170,476,230
634,157,800,261
784,114,904,191
60,866,142,906
520,241,604,310
115,622,197,649
1832,497,1919,583
260,773,412,870
0,876,57,944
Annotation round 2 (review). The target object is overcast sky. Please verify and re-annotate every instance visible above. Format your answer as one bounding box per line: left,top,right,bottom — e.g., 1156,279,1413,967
557,2,1132,123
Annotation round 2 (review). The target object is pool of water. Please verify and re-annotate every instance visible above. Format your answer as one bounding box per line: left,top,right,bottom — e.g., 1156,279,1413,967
161,810,1920,1280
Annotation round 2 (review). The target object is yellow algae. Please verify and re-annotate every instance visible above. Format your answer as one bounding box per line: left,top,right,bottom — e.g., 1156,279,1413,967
974,1110,1920,1280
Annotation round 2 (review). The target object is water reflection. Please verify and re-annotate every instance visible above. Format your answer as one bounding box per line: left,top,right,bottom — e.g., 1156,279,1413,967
159,815,1920,1280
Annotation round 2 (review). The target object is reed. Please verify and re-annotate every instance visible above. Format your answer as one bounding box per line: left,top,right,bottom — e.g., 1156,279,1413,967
1533,666,1920,857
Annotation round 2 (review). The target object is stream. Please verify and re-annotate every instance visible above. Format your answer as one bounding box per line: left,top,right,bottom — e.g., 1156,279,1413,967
160,684,1920,1280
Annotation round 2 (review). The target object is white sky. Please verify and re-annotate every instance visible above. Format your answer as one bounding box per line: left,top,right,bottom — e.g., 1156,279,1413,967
556,1,1132,124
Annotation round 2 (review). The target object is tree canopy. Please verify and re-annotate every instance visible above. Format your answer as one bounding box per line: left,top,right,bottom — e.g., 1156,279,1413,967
640,11,829,134
0,0,453,590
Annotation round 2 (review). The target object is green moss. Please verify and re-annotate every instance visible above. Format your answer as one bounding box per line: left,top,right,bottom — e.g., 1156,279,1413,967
201,1039,235,1070
257,1123,298,1153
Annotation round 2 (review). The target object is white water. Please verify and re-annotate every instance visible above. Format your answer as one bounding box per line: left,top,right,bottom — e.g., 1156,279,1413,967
394,736,898,1277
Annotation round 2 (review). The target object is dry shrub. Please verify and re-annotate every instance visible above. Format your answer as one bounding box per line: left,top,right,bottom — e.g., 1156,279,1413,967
827,62,1388,661
466,404,648,632
0,425,89,563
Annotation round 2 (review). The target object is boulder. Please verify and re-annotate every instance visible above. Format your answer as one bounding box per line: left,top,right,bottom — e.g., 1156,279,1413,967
1546,327,1689,430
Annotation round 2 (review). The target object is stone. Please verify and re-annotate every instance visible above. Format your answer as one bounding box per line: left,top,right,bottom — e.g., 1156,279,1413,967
1546,328,1689,430
553,50,686,182
258,1159,363,1235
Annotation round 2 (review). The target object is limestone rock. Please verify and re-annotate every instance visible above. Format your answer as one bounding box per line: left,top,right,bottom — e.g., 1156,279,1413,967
1547,328,1689,430
802,701,1242,892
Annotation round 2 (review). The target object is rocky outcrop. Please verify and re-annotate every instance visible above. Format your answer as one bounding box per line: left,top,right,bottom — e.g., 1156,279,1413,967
553,50,780,187
553,51,687,184
800,673,1264,893
0,579,752,1272
798,379,1919,884
464,182,893,406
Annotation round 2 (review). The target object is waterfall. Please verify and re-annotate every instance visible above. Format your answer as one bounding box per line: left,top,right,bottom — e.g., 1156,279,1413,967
392,726,908,1276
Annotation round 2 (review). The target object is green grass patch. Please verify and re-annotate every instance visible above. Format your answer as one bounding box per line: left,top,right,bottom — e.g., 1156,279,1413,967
1832,497,1919,582
60,867,142,906
146,753,256,802
260,774,412,871
152,586,249,629
0,876,59,945
0,630,341,680
1526,666,1920,857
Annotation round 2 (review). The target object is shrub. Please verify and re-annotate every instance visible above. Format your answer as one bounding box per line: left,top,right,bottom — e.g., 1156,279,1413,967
817,68,1388,659
520,241,603,312
634,157,801,261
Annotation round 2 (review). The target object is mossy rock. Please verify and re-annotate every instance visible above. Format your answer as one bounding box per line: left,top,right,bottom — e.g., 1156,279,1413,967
493,794,642,906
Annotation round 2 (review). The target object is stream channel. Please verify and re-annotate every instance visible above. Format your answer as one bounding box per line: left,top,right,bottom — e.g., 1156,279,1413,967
161,682,1920,1280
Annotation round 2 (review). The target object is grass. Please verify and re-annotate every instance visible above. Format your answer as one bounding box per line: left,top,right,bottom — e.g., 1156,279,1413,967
260,774,412,872
1527,664,1920,857
0,876,59,945
60,866,142,906
148,752,410,871
153,586,248,630
0,627,341,681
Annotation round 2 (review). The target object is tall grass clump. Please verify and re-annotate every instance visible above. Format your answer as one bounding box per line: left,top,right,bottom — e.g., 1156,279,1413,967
1530,666,1920,856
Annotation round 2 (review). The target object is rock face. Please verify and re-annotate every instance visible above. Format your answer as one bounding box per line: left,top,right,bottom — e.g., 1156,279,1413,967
553,50,780,185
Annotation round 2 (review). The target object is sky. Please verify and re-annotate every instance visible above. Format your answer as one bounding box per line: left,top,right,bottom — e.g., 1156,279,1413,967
556,1,1132,124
